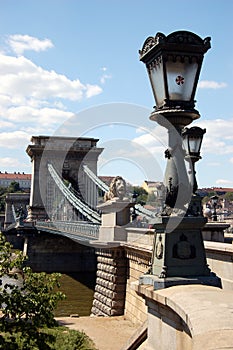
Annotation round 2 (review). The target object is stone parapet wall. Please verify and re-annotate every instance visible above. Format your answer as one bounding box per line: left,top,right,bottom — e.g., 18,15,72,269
124,243,152,324
91,247,127,316
202,222,229,242
205,240,233,290
134,283,233,350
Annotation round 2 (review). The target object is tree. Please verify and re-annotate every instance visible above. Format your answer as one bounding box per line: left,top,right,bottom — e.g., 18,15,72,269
7,181,21,193
0,232,65,329
132,186,148,205
147,192,156,204
0,182,24,214
224,192,233,202
0,234,96,349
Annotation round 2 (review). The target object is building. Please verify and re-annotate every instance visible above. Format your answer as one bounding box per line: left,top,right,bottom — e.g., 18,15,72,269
141,180,165,197
142,180,157,194
0,172,31,190
198,187,233,197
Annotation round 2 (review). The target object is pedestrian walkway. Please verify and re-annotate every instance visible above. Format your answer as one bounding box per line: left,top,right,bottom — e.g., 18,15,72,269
56,315,142,350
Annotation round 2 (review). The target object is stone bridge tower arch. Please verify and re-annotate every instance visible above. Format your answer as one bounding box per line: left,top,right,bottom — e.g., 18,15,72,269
26,136,103,221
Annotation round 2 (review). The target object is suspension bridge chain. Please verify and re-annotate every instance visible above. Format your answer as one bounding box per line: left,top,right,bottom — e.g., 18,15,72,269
83,164,157,219
83,165,109,192
11,204,16,221
135,204,157,218
47,163,101,224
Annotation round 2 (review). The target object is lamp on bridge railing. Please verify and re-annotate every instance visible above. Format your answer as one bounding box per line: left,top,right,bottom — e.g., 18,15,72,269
182,126,206,194
139,30,221,289
211,195,219,222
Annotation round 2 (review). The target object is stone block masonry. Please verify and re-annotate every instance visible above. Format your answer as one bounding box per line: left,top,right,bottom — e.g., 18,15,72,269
22,232,97,273
91,247,128,316
124,243,152,324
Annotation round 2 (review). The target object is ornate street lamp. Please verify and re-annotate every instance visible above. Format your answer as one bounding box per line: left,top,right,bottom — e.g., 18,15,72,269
139,31,221,289
182,126,206,194
139,31,211,213
211,195,219,221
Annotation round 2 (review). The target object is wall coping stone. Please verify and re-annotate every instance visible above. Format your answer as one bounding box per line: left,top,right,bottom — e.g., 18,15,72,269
134,282,233,349
204,240,233,254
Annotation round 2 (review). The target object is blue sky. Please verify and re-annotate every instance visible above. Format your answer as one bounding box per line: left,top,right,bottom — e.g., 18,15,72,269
0,0,233,188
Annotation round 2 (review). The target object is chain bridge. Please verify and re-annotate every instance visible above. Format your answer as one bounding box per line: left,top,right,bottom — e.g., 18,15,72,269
16,160,156,242
5,135,156,243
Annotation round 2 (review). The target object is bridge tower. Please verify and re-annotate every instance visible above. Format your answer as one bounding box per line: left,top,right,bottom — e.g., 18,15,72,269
26,136,103,221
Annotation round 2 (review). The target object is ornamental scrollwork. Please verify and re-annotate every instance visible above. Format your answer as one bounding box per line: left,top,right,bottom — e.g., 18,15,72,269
140,31,211,60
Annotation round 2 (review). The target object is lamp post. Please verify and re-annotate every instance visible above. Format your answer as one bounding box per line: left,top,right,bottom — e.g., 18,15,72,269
139,31,210,214
211,195,218,221
139,31,220,289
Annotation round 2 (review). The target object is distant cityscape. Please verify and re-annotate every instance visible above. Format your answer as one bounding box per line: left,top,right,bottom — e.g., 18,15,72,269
1,171,233,223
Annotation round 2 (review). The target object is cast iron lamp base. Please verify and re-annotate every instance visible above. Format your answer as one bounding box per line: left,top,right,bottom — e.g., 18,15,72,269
141,215,222,290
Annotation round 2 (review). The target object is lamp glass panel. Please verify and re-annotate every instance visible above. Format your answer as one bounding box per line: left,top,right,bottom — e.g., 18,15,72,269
182,135,189,154
148,60,166,107
166,57,198,101
212,197,218,204
189,137,201,154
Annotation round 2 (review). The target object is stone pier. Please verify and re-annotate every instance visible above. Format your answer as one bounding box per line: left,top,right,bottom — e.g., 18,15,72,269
91,247,128,316
26,135,103,221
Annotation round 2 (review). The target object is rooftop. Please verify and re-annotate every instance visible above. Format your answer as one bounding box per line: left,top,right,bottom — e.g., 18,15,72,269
0,172,31,180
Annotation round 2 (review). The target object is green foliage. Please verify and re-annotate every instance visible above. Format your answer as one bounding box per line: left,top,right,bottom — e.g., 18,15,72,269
0,181,25,214
1,268,66,328
224,192,233,202
147,192,156,204
202,190,233,206
7,182,21,194
0,233,25,277
0,326,96,349
202,195,211,204
132,186,148,205
0,231,72,347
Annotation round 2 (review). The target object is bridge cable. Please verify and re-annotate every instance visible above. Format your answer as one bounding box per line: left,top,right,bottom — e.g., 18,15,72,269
47,163,101,224
83,165,109,192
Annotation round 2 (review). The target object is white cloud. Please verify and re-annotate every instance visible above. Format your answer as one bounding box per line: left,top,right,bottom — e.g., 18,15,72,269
0,54,97,102
100,74,112,84
0,120,15,129
0,157,29,169
0,131,31,149
215,179,233,185
7,106,74,126
195,118,233,155
135,127,147,134
7,34,54,55
133,125,167,149
85,84,103,98
198,80,227,89
0,53,102,128
100,67,112,84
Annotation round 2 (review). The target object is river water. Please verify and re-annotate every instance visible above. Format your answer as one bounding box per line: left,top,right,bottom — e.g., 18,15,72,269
1,271,96,317
54,272,96,317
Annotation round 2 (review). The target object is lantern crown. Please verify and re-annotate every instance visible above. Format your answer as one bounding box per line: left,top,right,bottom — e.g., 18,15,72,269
139,31,211,62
